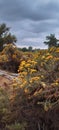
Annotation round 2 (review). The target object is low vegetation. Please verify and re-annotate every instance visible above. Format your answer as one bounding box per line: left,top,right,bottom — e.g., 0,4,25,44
0,23,59,130
0,45,59,130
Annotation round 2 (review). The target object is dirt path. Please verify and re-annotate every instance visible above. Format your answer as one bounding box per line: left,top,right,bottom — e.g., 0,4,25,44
0,69,18,88
0,69,18,79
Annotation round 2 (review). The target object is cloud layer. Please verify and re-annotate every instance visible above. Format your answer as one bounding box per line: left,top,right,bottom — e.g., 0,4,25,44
0,0,59,48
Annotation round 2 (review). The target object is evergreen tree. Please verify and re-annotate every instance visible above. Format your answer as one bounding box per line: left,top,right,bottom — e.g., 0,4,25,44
44,34,59,48
0,23,17,51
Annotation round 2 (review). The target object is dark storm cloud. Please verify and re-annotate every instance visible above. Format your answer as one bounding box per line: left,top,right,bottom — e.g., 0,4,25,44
0,0,59,21
0,0,59,48
30,20,59,33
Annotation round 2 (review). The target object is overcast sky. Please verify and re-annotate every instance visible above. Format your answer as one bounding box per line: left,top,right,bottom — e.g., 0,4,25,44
0,0,59,49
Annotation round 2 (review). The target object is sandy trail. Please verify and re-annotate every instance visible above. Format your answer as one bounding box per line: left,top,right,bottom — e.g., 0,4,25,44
0,69,18,88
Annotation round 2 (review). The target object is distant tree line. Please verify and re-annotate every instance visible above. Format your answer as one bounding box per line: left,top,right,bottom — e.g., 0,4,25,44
0,23,59,52
18,46,33,52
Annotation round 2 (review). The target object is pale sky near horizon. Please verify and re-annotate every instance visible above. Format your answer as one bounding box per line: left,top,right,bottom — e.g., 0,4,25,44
0,0,59,49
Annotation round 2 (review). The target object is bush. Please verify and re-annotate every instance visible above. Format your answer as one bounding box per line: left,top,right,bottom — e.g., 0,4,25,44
6,122,27,130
